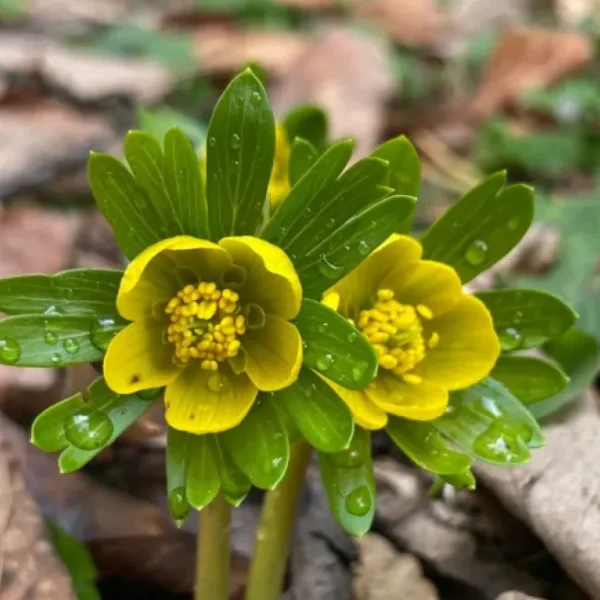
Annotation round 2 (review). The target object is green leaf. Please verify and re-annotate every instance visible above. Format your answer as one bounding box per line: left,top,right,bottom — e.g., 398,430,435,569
31,377,159,473
275,367,354,452
530,328,599,419
47,521,101,600
477,289,577,351
441,470,476,490
318,427,375,537
279,156,391,259
433,378,544,466
166,426,192,522
206,69,275,239
372,135,420,232
282,105,328,149
294,299,377,389
138,107,206,150
491,355,569,404
0,314,126,367
296,195,416,297
164,127,209,239
215,440,252,507
185,434,221,510
0,269,122,316
421,172,534,282
88,152,164,259
221,394,289,489
372,135,421,197
289,137,319,186
261,139,354,246
386,417,471,475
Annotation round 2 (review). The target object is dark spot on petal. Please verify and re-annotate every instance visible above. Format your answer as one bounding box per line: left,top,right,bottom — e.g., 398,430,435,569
130,374,140,384
189,413,195,420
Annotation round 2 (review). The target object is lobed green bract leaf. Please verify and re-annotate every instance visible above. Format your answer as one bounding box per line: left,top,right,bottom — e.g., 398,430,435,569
215,441,252,507
275,367,354,453
530,328,600,419
289,137,319,186
0,314,126,367
295,299,377,390
0,269,122,316
296,195,416,297
318,427,376,537
433,378,544,466
88,152,164,259
185,433,221,510
477,289,577,351
166,426,192,522
387,417,471,475
282,104,328,150
206,69,275,239
31,377,160,473
220,394,289,490
491,355,569,404
421,172,534,282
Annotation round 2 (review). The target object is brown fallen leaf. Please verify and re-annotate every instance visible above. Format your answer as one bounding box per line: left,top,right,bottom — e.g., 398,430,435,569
0,417,76,600
193,25,312,77
470,29,593,119
270,27,394,159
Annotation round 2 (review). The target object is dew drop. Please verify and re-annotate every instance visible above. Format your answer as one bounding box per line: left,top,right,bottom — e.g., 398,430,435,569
464,239,488,266
65,409,114,450
507,216,520,231
315,353,334,372
317,323,329,334
345,485,371,516
479,396,502,418
90,317,118,352
318,255,344,280
208,136,217,147
168,486,189,521
330,448,362,468
303,384,315,398
472,423,528,464
0,338,20,364
44,331,58,345
325,217,336,230
250,91,262,106
347,331,358,343
65,288,74,300
499,327,522,351
138,387,162,401
50,353,61,365
63,338,79,354
207,372,230,394
357,240,370,256
351,361,369,383
231,133,241,149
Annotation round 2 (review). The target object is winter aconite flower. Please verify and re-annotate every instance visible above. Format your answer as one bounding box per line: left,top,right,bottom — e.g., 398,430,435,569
103,235,303,434
322,235,500,428
267,124,291,208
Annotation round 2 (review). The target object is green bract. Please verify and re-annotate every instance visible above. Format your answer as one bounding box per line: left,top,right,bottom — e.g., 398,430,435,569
0,69,581,539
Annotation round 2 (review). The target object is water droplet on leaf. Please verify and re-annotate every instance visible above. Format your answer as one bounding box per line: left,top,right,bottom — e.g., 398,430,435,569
330,448,362,468
347,331,358,343
0,338,20,364
316,354,334,372
499,327,522,351
318,255,344,280
325,217,336,230
473,423,528,464
357,241,370,256
90,317,117,352
208,136,217,147
44,331,58,345
63,338,79,354
464,240,488,266
65,409,113,450
50,352,61,365
317,323,328,334
351,361,369,383
231,133,241,149
345,485,371,516
168,487,189,521
250,91,262,106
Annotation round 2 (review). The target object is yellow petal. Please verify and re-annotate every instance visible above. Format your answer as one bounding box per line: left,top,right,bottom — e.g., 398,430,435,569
366,372,448,421
219,236,302,319
415,294,500,390
327,379,387,429
104,321,180,394
242,316,302,391
381,259,463,317
117,235,230,321
322,291,340,311
165,363,257,434
328,234,422,319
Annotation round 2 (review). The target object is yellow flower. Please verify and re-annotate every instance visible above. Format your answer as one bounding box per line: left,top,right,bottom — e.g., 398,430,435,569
199,123,290,209
104,235,303,434
268,124,291,208
322,235,500,429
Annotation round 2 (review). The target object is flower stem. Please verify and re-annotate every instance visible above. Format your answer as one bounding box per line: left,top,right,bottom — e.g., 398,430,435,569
244,440,312,600
196,493,231,600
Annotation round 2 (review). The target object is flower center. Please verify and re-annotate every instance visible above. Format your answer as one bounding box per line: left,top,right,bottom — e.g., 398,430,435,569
164,282,246,371
357,288,439,385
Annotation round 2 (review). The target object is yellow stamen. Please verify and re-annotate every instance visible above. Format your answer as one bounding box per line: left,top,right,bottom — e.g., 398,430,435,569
358,288,440,381
165,281,247,371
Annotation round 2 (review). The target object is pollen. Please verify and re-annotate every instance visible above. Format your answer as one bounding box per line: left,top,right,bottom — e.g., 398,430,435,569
165,281,246,370
358,288,439,383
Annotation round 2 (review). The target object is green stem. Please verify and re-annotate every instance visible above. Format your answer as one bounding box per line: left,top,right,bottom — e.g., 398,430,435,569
196,494,231,600
245,440,312,600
